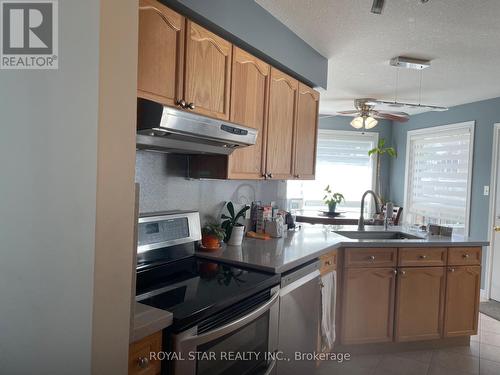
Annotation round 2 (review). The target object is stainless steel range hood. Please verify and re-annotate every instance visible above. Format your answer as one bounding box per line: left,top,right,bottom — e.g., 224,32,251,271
136,98,258,155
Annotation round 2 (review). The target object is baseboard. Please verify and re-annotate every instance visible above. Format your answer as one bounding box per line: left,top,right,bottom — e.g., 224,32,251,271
481,288,489,302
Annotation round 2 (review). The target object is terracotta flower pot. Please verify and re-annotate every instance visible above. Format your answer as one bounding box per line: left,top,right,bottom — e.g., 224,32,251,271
201,234,221,250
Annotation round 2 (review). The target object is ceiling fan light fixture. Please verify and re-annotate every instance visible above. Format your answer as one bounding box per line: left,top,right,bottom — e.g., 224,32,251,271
364,117,378,129
350,117,364,129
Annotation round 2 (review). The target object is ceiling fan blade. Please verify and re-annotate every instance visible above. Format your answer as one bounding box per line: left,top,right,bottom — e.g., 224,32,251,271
337,110,359,116
374,112,410,122
377,111,410,117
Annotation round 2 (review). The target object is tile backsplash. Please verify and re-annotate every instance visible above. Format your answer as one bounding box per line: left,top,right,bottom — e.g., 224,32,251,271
135,150,286,223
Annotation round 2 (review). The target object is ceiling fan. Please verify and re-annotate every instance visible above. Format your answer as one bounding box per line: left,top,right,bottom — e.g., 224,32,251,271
336,98,410,130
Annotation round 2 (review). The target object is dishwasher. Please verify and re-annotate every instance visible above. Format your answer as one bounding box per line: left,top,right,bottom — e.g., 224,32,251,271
277,260,321,375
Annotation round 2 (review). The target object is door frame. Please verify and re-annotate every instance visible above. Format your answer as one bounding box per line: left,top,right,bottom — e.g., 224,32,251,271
486,123,500,299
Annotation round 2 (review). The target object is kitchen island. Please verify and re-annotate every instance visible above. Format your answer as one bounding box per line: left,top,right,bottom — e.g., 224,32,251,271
196,225,488,348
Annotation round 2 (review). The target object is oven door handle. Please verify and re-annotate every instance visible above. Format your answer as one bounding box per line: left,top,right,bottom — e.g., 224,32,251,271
180,290,280,347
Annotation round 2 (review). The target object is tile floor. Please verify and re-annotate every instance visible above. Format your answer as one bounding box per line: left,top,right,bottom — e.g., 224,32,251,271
317,314,500,375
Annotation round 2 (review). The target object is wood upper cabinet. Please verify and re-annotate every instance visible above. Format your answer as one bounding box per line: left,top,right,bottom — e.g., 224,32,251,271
341,268,396,345
444,266,481,337
266,68,298,179
395,267,446,342
138,0,184,107
184,21,232,120
293,83,319,179
227,47,270,179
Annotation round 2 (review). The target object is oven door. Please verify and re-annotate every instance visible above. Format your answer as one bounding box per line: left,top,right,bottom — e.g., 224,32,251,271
172,286,279,375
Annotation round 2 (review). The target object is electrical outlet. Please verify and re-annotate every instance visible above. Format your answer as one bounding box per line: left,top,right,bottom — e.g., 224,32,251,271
484,186,490,196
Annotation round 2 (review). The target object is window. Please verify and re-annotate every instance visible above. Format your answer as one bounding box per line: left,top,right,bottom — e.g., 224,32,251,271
403,122,475,234
287,130,378,214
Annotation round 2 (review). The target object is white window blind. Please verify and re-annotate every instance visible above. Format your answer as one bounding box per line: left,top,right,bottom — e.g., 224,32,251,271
288,130,377,213
404,122,475,232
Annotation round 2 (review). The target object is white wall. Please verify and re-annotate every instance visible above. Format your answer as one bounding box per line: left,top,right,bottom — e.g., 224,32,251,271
0,1,100,374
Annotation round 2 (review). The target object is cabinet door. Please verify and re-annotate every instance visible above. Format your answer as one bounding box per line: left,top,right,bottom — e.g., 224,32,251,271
228,47,270,179
395,267,446,342
444,266,481,337
341,268,396,345
137,0,184,107
266,68,298,179
184,21,232,120
293,83,319,179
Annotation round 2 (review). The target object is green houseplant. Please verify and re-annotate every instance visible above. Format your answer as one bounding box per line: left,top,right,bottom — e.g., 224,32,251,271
221,201,250,244
368,138,397,199
323,185,345,213
201,222,225,250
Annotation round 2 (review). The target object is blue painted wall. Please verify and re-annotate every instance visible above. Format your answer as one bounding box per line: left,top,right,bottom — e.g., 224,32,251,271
162,0,328,88
319,116,394,200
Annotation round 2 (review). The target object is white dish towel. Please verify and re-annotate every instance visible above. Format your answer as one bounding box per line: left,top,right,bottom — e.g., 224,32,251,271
320,271,336,351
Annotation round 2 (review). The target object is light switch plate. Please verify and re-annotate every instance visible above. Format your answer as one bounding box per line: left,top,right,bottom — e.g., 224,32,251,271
484,186,490,196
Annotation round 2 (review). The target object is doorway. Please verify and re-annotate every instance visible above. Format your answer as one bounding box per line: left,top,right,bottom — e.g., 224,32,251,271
488,124,500,302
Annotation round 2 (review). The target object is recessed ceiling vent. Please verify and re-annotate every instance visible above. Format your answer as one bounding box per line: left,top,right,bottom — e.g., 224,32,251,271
371,0,385,14
372,0,430,14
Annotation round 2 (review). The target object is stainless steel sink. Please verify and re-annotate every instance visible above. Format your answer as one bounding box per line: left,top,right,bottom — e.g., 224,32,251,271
334,231,424,240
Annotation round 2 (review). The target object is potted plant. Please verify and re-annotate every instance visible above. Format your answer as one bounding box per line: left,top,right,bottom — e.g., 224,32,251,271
201,223,225,250
221,201,250,246
368,138,397,199
323,185,345,213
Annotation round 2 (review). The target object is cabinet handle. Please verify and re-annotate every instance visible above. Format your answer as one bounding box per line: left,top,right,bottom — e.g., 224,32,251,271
463,253,470,259
419,255,428,259
449,267,456,273
400,270,406,276
295,174,301,178
176,99,187,108
137,357,150,369
262,173,267,179
393,269,398,275
369,255,376,261
267,173,273,179
325,260,332,266
187,102,195,110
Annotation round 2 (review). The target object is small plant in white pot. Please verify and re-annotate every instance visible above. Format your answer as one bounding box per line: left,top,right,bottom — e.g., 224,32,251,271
221,202,250,246
323,185,345,213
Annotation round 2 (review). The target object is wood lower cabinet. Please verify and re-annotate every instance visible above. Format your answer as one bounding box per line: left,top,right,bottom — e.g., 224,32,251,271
341,267,396,345
444,266,481,337
227,47,270,179
395,267,446,342
293,83,319,179
338,246,481,346
138,0,184,107
184,21,232,120
129,331,162,375
265,68,298,179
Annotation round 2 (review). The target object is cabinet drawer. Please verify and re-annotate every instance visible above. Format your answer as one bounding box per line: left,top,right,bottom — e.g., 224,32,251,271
345,248,397,268
129,331,162,375
448,247,482,266
398,248,447,267
320,251,337,275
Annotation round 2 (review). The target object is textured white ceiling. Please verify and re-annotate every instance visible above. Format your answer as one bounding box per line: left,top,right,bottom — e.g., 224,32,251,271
256,0,500,115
